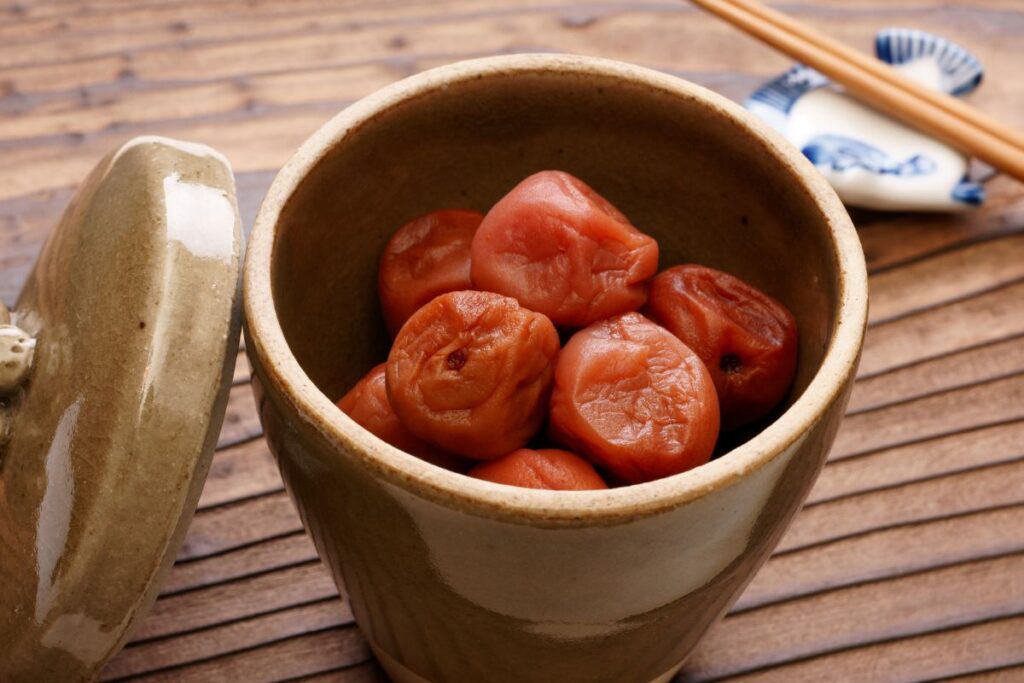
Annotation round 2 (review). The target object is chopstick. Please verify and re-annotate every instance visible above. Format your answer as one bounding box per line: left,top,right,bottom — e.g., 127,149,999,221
690,0,1024,183
717,0,1024,151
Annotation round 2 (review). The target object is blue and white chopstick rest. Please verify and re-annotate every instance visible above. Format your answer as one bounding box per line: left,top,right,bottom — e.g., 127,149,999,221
746,28,985,211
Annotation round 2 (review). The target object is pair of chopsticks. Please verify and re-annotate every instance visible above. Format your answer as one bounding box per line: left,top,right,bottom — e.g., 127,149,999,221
690,0,1024,183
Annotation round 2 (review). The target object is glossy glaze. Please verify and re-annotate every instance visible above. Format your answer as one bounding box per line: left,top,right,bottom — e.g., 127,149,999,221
244,55,867,682
0,137,243,681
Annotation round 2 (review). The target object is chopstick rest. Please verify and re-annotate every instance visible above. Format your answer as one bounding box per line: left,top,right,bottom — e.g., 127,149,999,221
746,28,985,212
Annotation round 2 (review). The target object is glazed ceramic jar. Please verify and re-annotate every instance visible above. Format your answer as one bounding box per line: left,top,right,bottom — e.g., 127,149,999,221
243,56,867,683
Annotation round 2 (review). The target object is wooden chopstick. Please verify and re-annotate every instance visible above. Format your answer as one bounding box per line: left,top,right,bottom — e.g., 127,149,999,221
690,0,1024,183
723,0,1024,152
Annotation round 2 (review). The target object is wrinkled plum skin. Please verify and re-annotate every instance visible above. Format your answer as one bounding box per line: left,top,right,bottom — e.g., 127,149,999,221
548,312,720,484
379,209,483,337
468,448,608,490
386,290,560,459
336,364,462,470
471,171,659,327
643,265,798,429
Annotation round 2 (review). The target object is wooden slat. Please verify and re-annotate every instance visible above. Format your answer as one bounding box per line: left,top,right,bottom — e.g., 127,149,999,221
134,561,341,642
832,373,1024,460
738,505,1024,613
848,333,1024,413
128,626,370,682
179,492,302,561
219,382,265,448
865,234,1024,325
808,420,1024,504
100,599,353,681
858,281,1024,377
0,0,437,50
162,532,317,595
232,348,250,385
0,1,1013,114
684,553,1024,680
199,436,283,510
711,615,1024,683
856,176,1024,273
295,660,390,683
0,6,743,97
779,460,1024,554
946,664,1024,683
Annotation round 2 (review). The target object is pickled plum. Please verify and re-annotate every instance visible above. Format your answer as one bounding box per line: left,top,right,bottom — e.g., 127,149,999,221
359,170,800,488
549,313,719,484
337,364,461,470
643,265,797,429
379,209,483,336
468,448,608,490
470,171,659,327
386,290,560,459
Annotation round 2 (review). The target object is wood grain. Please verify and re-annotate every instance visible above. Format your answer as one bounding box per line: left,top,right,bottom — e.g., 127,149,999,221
808,420,1024,504
0,0,1021,680
161,531,317,595
135,561,342,642
101,599,354,680
179,492,303,562
128,626,371,683
199,436,284,509
715,615,1024,682
847,333,1024,413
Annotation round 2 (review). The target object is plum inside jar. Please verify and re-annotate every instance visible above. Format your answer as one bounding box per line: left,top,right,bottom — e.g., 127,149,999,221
386,290,560,459
644,264,798,429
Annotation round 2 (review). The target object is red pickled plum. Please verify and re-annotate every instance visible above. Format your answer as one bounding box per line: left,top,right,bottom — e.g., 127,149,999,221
379,209,483,336
471,171,659,327
549,312,719,484
386,290,560,459
337,364,462,470
469,448,608,490
644,264,798,429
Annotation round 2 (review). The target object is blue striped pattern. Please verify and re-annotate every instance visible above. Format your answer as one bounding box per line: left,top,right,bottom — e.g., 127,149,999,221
875,27,983,96
744,65,829,131
746,65,829,113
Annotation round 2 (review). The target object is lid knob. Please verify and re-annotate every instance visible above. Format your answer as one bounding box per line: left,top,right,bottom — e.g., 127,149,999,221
0,300,33,452
0,322,34,395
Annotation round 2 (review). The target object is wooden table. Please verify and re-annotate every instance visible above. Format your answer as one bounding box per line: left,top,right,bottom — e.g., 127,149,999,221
3,1,1023,680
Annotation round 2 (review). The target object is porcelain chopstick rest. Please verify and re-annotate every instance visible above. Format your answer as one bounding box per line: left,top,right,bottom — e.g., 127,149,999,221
746,27,986,211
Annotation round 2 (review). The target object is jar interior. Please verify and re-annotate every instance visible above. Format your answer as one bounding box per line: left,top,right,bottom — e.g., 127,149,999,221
270,67,843,427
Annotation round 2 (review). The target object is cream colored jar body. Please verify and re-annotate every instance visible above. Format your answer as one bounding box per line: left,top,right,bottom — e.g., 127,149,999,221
244,55,867,683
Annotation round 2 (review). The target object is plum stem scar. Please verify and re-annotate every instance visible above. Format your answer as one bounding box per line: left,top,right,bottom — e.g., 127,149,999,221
720,353,742,373
446,348,467,370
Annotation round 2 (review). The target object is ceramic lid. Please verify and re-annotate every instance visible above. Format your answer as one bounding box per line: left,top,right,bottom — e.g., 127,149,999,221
0,136,243,680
